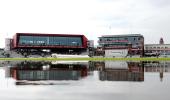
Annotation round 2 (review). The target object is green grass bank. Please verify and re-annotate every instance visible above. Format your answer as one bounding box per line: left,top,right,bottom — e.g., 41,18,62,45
0,57,170,61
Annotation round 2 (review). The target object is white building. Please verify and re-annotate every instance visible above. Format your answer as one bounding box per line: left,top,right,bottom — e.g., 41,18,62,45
5,38,12,51
145,44,170,55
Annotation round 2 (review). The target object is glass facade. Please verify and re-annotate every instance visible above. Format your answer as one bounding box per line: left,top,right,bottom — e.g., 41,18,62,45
18,36,82,46
18,70,81,80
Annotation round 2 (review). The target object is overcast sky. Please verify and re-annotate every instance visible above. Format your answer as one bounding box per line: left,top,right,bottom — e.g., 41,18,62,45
0,0,170,48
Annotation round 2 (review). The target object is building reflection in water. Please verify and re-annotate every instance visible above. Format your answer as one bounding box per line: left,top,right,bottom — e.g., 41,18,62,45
8,61,88,85
4,61,170,85
144,61,170,82
90,61,144,82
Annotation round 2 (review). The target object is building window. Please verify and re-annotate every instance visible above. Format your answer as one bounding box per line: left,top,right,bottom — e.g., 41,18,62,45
145,47,148,50
125,37,128,40
107,39,110,41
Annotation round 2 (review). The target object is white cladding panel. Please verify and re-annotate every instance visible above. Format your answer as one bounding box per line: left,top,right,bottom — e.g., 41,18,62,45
105,61,128,69
5,38,11,51
105,49,128,57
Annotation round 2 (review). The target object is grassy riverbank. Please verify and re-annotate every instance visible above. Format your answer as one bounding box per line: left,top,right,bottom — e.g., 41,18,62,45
0,57,170,61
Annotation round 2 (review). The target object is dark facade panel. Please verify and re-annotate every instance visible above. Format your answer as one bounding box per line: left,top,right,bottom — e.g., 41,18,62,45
12,33,88,49
17,70,81,80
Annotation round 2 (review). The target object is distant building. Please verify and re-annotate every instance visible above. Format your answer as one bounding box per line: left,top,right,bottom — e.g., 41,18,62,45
98,34,144,57
144,44,170,55
87,40,94,48
87,40,94,56
145,38,170,56
5,38,13,51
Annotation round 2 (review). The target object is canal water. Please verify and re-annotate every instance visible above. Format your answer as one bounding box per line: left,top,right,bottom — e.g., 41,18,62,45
0,61,170,100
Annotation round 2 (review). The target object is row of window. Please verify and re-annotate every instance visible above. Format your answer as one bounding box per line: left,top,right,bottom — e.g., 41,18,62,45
18,36,83,46
145,46,169,49
103,44,128,47
145,50,170,54
100,42,128,45
18,71,80,80
99,37,142,42
100,43,142,48
99,42,142,46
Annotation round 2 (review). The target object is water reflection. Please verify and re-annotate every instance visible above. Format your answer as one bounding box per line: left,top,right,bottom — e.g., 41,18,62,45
144,61,170,82
99,61,144,81
1,61,170,85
